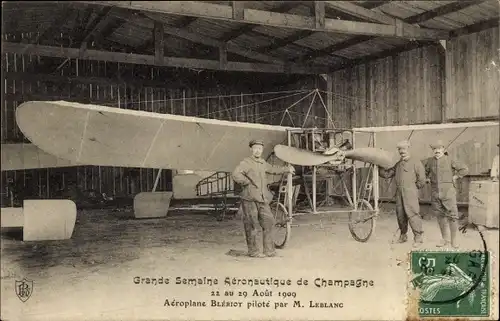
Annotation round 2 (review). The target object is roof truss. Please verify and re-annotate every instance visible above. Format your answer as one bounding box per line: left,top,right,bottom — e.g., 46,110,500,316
296,0,489,64
404,0,488,24
112,10,290,64
1,42,330,75
2,1,496,76
253,1,388,61
82,1,448,40
218,1,301,42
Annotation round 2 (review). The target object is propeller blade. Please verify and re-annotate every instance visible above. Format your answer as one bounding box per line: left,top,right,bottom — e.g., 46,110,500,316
274,144,398,169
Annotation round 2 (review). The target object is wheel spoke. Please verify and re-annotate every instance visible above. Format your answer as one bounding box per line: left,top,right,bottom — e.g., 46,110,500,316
348,199,376,243
270,202,291,249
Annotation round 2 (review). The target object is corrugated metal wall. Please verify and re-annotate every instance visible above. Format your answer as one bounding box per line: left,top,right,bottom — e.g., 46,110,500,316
328,28,499,204
0,44,321,205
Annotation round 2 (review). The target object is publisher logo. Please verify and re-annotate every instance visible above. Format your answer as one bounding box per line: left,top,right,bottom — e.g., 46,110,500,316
15,278,33,302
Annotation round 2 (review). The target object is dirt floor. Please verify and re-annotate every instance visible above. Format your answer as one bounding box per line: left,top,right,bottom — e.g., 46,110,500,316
1,203,498,321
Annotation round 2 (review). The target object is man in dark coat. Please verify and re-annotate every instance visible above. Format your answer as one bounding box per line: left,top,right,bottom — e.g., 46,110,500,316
232,139,294,258
379,140,427,246
424,140,469,248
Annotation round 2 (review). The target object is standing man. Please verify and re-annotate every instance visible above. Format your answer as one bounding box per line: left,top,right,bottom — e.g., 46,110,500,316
232,139,294,258
379,140,426,246
491,143,499,181
424,140,469,248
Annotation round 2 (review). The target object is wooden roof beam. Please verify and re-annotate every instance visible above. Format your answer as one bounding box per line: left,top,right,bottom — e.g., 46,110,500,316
296,0,485,63
82,1,448,40
90,17,128,49
326,1,390,24
80,7,114,50
325,0,433,37
71,6,96,47
217,1,301,43
449,17,499,38
232,1,244,20
134,15,198,54
158,16,198,52
1,42,330,75
362,1,389,10
175,16,198,28
280,2,355,62
153,21,164,65
4,71,179,90
256,30,316,53
219,43,228,69
290,35,372,63
291,1,458,64
129,12,286,64
161,26,285,63
255,1,387,55
103,39,142,54
404,0,488,24
315,1,325,29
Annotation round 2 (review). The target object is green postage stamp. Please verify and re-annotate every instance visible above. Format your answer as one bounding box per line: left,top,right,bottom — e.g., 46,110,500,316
409,250,491,318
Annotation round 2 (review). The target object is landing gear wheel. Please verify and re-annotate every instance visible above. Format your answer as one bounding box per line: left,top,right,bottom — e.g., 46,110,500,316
348,199,376,243
270,201,291,249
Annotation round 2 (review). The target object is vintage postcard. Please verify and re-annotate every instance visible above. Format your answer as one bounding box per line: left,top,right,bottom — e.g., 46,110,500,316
1,1,499,321
1,115,499,320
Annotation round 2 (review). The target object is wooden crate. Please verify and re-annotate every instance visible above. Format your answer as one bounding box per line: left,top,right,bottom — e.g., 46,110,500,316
468,181,499,228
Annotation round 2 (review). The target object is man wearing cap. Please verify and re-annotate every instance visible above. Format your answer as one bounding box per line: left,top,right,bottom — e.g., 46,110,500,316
424,140,469,248
232,139,295,258
491,143,499,181
379,140,426,246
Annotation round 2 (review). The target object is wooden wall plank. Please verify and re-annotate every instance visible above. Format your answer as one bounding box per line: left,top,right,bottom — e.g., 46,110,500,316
327,28,498,203
332,45,444,129
446,27,499,120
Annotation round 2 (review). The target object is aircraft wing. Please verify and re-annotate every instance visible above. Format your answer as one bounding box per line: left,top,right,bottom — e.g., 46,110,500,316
15,101,292,172
1,143,76,171
353,122,499,170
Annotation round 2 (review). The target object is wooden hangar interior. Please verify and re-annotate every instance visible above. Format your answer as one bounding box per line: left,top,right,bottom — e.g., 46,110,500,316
0,2,499,243
1,2,499,319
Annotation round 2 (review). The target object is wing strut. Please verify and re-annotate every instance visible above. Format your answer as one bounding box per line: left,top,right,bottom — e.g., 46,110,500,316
447,127,468,149
407,130,415,141
152,169,162,192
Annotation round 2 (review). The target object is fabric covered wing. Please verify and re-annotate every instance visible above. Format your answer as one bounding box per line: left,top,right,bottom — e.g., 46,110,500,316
353,122,499,170
15,101,291,172
1,143,75,171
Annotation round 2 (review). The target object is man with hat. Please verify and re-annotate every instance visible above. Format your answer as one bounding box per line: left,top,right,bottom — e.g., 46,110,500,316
490,143,499,181
232,139,295,258
424,139,469,248
379,140,426,246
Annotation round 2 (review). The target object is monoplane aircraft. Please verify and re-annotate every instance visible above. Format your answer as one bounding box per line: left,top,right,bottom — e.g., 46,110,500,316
7,92,499,245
